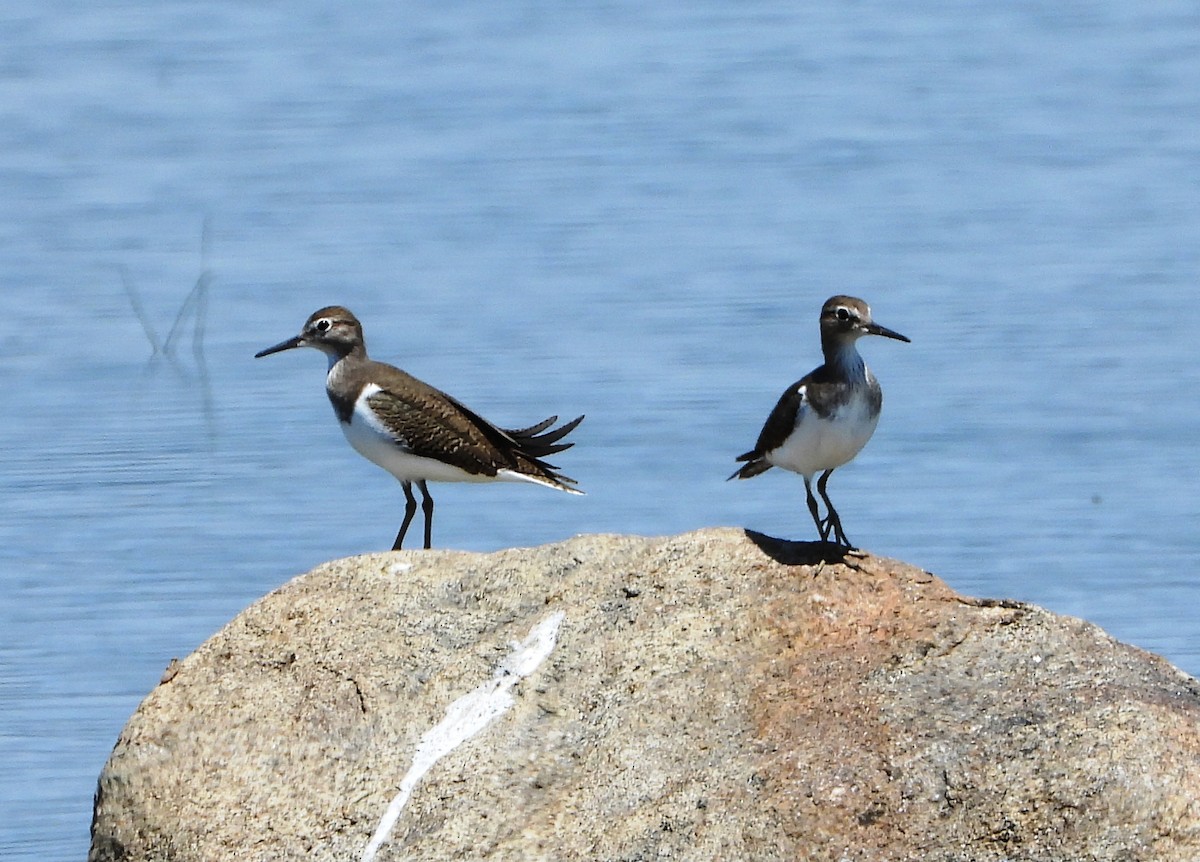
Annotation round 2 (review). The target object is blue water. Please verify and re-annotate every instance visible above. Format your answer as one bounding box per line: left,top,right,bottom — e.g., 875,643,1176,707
3,2,1199,858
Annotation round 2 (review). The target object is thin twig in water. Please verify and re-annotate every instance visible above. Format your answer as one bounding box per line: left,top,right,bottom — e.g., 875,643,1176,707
117,218,217,436
163,217,213,357
119,264,164,355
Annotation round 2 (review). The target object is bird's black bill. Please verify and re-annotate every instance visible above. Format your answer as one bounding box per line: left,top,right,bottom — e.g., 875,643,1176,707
254,335,304,358
866,322,910,343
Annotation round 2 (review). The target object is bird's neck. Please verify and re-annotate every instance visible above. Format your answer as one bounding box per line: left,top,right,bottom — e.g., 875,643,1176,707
822,336,867,382
326,343,367,381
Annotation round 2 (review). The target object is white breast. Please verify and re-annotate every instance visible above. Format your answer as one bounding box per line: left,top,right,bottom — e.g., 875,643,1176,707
338,384,561,489
767,386,880,478
340,384,487,484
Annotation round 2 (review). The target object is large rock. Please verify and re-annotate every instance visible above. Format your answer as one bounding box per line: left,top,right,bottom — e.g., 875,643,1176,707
90,528,1200,861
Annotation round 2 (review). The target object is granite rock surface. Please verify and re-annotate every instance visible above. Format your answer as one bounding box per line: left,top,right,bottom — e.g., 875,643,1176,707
90,528,1200,861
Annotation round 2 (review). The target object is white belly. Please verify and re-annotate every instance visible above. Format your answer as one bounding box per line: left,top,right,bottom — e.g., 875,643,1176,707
340,415,485,483
767,396,879,478
339,386,559,489
338,392,485,484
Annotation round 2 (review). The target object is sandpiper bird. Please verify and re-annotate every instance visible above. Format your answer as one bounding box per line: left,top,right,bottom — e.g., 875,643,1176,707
729,295,909,547
255,306,583,550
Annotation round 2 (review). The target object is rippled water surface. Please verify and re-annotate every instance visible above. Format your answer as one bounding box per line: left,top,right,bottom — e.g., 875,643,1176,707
3,2,1199,858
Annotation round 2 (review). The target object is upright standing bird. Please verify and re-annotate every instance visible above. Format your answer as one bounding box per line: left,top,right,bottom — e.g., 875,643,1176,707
729,295,909,547
256,306,583,550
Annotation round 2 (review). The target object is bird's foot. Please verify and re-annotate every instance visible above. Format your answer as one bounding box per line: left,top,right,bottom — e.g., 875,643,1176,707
821,516,853,548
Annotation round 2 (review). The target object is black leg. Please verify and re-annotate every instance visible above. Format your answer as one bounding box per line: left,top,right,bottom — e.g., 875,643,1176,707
816,469,851,547
418,480,434,550
803,476,827,540
393,481,417,550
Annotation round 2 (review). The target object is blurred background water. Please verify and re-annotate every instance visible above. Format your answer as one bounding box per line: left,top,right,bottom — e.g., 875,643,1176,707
2,1,1199,858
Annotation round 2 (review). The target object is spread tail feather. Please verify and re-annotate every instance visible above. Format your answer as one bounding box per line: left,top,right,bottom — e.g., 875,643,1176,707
503,415,585,493
499,467,583,494
729,452,773,481
505,414,584,458
506,416,558,438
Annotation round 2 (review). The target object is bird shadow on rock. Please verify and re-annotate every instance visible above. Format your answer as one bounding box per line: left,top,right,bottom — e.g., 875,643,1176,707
743,529,852,566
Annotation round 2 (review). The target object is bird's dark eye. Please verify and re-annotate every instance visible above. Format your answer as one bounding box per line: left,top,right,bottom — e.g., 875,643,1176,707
315,319,332,332
836,307,851,321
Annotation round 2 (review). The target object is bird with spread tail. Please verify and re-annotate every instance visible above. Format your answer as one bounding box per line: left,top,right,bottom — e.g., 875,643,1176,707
730,295,909,547
256,306,583,550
